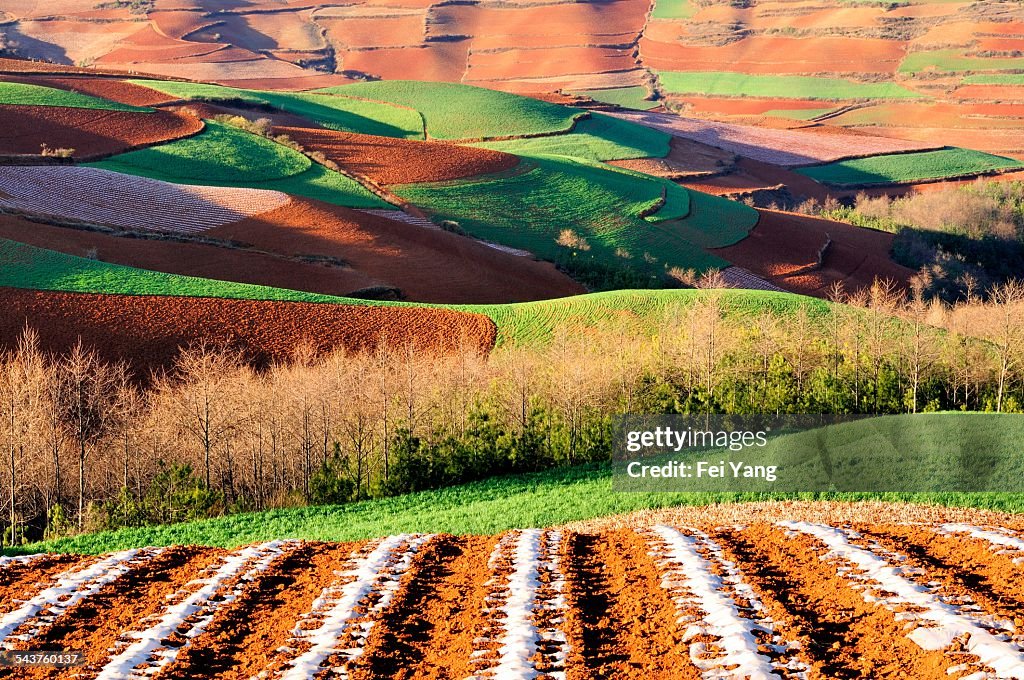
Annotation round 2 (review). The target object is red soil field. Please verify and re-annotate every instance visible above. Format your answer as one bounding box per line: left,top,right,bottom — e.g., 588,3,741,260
714,209,914,297
4,521,1023,679
468,46,637,81
974,37,1024,52
953,85,1024,101
338,43,468,82
0,104,202,159
428,0,648,39
470,31,639,52
641,36,906,74
0,57,129,77
11,76,178,107
679,97,841,117
853,126,1024,157
0,288,496,371
275,126,519,184
149,10,221,40
319,14,426,49
205,198,585,304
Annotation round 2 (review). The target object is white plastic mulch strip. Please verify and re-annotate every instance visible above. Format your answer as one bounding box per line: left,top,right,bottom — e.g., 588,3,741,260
276,533,434,680
0,553,45,570
0,547,162,647
648,525,804,680
468,528,570,680
781,521,1024,680
95,540,296,680
938,524,1024,566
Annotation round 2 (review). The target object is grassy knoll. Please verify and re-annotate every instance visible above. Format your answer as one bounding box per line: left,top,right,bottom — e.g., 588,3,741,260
0,81,149,111
900,50,1024,74
570,86,660,110
658,71,923,100
86,121,389,208
10,450,1022,554
796,147,1024,187
128,80,424,139
0,239,817,346
651,0,696,19
316,80,584,140
394,154,744,272
472,113,671,162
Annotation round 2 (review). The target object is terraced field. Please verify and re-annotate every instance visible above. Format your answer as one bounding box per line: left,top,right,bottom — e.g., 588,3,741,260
797,147,1024,187
656,72,922,101
2,521,1023,679
0,81,148,111
86,121,390,209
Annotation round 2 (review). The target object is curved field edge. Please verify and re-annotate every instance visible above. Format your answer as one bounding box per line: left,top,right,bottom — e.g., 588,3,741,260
0,81,151,112
0,239,823,346
84,121,390,209
7,458,1023,555
795,147,1024,187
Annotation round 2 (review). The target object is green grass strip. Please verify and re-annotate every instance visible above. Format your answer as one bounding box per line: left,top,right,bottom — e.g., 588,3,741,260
87,121,389,209
651,0,696,19
0,81,149,112
900,50,1024,74
10,452,1021,554
472,113,671,162
796,147,1024,187
570,86,660,110
128,79,424,139
316,80,583,140
962,73,1024,85
658,71,923,100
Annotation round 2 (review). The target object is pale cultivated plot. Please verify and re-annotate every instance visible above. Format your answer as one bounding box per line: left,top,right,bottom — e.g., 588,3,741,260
780,522,1024,679
0,166,290,234
605,109,938,166
13,20,142,65
124,58,311,81
852,126,1024,156
720,266,786,292
648,525,806,679
95,540,297,680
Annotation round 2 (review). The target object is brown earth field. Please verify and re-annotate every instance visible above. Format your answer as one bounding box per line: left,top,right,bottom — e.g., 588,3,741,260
0,104,201,160
275,126,520,185
0,202,583,304
714,209,914,296
2,518,1023,679
0,287,496,373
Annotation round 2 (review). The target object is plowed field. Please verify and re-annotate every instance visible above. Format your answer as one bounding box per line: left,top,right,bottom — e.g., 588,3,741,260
3,521,1023,679
0,288,496,370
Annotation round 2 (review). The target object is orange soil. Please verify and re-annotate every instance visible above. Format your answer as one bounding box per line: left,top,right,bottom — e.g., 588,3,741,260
12,547,226,680
641,36,906,74
0,288,497,372
714,524,962,678
714,209,914,297
149,10,221,40
430,0,648,39
468,46,637,81
319,15,426,49
0,555,90,617
24,76,180,107
974,37,1024,52
850,525,1024,628
953,84,1024,101
209,199,585,304
680,97,842,117
0,58,130,76
338,42,468,82
276,126,519,184
350,535,496,680
0,217,381,299
470,31,639,52
0,104,201,159
853,126,1024,156
162,543,360,680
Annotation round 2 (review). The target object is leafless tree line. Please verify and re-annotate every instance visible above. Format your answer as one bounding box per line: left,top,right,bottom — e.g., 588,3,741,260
1,280,1022,544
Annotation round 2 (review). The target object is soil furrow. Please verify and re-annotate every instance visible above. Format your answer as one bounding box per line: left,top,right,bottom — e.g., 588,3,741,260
715,523,957,679
1,546,225,680
158,541,358,680
854,524,1024,628
0,555,89,617
565,528,700,680
355,534,494,680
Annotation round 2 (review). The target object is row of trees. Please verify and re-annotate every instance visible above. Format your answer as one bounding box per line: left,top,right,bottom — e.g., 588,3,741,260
2,280,1023,545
